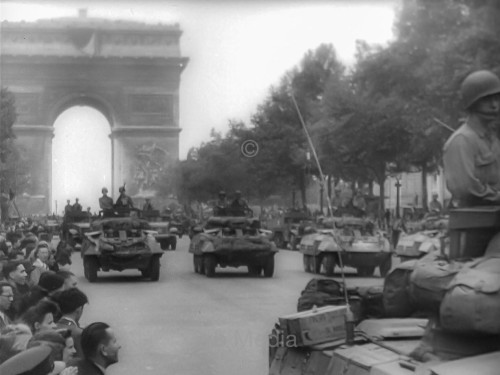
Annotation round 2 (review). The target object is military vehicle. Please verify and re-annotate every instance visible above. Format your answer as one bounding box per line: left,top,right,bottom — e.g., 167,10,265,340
300,216,391,277
189,207,278,277
269,206,500,375
80,213,166,282
269,210,314,250
395,229,443,261
141,210,178,250
60,211,92,250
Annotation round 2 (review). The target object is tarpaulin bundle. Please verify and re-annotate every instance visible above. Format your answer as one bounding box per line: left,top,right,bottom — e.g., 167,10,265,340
440,255,500,335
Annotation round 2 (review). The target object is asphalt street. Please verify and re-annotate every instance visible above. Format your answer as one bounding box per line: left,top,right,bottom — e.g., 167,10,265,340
72,237,384,375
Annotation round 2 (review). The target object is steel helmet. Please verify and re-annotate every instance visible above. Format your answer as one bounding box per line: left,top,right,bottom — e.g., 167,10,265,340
460,70,500,110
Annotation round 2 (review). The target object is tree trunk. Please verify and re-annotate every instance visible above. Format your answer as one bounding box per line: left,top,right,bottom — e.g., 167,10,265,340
421,163,428,211
299,174,307,210
376,173,386,222
327,175,332,216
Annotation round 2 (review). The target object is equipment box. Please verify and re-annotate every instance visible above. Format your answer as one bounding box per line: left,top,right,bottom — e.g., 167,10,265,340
279,305,347,346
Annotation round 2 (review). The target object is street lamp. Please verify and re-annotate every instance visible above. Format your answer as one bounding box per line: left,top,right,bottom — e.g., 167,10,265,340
395,175,402,219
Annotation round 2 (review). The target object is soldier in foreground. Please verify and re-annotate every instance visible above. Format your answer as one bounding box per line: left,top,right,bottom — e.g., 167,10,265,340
114,187,134,209
443,70,500,207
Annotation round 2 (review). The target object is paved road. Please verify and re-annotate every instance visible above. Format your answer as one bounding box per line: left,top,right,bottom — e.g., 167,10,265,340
72,238,384,375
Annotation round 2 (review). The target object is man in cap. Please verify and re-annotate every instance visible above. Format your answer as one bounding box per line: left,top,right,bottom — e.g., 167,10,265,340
98,188,113,211
0,345,54,375
443,70,500,207
114,187,134,209
77,322,121,375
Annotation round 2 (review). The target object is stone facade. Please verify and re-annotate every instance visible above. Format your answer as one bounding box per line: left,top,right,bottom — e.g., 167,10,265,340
0,14,188,214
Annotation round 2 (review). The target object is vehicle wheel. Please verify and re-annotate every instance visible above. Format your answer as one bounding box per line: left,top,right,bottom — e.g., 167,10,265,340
273,233,285,249
170,237,177,250
204,254,217,277
289,235,297,251
379,256,392,277
312,255,322,274
303,254,312,272
193,255,201,273
248,265,262,276
263,256,275,277
323,254,336,276
148,256,161,281
84,257,98,282
357,266,375,277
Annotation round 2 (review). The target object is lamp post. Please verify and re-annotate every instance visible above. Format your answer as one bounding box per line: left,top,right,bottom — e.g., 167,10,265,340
395,176,402,219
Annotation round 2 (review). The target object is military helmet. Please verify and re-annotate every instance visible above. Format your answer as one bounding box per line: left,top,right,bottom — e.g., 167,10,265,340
119,186,125,193
460,70,500,110
102,187,108,193
218,190,226,196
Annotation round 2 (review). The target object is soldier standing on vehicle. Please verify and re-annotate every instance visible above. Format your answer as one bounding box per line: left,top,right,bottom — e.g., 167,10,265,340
72,198,82,212
214,191,228,216
230,190,249,210
143,198,154,211
114,186,134,208
443,70,500,207
64,200,73,215
98,187,113,211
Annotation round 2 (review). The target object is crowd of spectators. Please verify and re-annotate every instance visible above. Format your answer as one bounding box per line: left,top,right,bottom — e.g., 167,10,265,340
0,218,120,375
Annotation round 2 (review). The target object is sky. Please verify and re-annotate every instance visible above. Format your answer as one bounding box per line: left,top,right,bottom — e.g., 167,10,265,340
1,0,398,212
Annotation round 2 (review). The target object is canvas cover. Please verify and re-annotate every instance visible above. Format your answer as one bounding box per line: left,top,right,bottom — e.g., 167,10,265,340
383,260,418,317
440,256,500,335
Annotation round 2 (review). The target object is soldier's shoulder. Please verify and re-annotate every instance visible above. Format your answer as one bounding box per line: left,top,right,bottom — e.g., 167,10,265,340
444,123,474,149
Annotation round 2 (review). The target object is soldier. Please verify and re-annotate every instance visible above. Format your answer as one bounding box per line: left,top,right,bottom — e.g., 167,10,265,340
64,200,73,215
143,198,154,211
443,70,500,207
230,190,249,210
98,187,114,211
72,198,82,212
214,191,227,216
114,186,134,208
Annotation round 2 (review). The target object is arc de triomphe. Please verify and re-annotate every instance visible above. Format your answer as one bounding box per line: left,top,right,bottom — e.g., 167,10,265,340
0,11,188,214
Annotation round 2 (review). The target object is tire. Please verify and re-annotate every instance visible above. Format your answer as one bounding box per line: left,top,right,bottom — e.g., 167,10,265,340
248,265,262,276
148,256,161,281
84,257,98,282
204,254,217,277
303,254,312,272
263,256,275,277
379,256,392,277
357,266,375,277
312,255,322,274
170,237,177,250
323,254,336,276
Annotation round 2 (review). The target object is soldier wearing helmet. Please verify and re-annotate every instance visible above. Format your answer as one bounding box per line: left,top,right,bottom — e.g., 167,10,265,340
230,190,249,211
99,187,113,211
443,70,500,207
114,186,134,208
214,190,227,216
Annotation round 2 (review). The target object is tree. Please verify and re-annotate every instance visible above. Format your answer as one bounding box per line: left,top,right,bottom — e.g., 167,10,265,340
0,88,18,221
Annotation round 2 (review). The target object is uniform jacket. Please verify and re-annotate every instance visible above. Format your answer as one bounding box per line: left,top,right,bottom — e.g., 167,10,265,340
75,358,105,375
443,119,500,206
99,196,114,210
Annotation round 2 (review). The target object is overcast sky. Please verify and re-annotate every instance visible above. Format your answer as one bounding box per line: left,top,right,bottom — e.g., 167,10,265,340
1,0,398,211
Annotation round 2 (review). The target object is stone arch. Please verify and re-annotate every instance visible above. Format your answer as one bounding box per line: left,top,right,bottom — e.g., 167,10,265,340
0,14,188,214
49,92,116,129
